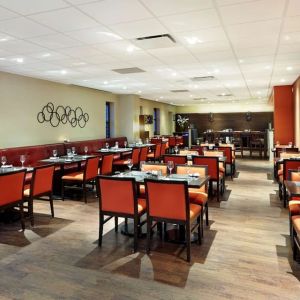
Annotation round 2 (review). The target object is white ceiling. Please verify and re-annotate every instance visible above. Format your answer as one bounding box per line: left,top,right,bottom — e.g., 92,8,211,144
0,0,299,106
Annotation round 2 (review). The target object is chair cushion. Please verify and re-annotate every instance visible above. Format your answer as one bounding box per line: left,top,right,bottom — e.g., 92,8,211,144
113,159,128,166
291,197,300,200
23,184,31,197
190,203,202,220
289,202,300,216
147,153,154,158
62,171,84,181
292,215,300,235
25,172,32,184
188,189,208,205
139,184,146,197
137,198,146,214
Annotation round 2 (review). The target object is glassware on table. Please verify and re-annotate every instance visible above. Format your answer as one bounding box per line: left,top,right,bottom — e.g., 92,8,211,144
1,156,7,166
146,138,149,144
174,145,179,154
84,146,88,156
196,139,200,146
282,148,286,153
20,154,26,167
124,141,127,148
67,148,72,157
138,138,142,145
276,141,280,146
288,142,293,147
115,141,119,148
105,142,109,149
71,147,76,155
127,159,133,171
167,161,174,175
53,149,58,158
140,161,145,171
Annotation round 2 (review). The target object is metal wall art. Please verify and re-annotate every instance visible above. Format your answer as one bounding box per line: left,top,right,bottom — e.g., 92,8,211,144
37,102,89,128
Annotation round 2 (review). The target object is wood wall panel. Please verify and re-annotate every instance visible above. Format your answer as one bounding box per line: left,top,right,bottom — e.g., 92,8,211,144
175,112,273,133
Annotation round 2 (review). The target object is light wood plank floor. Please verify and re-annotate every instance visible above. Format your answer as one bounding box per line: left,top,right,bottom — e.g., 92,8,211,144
0,159,300,299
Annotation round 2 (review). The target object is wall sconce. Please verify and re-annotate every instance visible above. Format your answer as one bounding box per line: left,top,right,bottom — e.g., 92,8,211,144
208,112,214,123
245,111,252,122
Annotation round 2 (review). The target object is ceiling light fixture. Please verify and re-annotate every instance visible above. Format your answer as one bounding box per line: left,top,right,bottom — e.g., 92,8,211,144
280,78,286,83
12,58,24,63
42,53,51,58
60,70,67,75
286,66,293,71
103,81,108,84
185,37,203,45
0,38,8,42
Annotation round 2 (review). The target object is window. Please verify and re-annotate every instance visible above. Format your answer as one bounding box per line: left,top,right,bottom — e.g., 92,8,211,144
105,102,111,138
153,108,160,135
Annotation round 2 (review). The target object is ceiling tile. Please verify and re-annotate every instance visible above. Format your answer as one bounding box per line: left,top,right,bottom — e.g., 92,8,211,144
29,7,98,32
66,26,122,44
110,18,168,39
0,39,45,54
0,6,18,20
216,0,257,5
141,0,213,16
58,46,104,58
0,0,69,15
0,17,55,38
160,9,220,32
286,0,300,17
283,16,300,32
28,33,83,49
78,0,152,25
219,0,285,25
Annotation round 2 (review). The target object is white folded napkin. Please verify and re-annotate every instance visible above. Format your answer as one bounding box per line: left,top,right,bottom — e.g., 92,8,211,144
1,165,13,168
49,157,58,159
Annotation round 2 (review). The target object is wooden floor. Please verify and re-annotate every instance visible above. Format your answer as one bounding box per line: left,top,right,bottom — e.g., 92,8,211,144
1,159,300,299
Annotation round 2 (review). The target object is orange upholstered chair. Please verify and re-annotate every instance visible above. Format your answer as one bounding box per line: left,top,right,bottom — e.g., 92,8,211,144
278,159,300,207
62,156,99,203
147,143,161,161
23,164,55,226
160,142,167,159
292,215,300,261
99,154,113,175
193,156,225,202
139,146,149,164
97,176,146,252
145,179,202,262
0,170,26,230
113,148,140,170
163,154,187,165
203,150,225,175
218,146,235,178
176,164,209,232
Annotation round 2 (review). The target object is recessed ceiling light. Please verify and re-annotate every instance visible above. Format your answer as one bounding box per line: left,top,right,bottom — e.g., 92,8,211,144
97,31,122,39
60,70,67,75
286,66,293,71
0,38,8,42
280,78,286,83
256,91,261,95
284,35,290,41
103,81,108,85
137,90,142,94
214,69,220,73
82,79,89,82
123,86,127,90
172,72,177,76
72,62,86,66
239,59,244,63
41,53,51,58
189,95,193,98
185,37,202,45
12,57,24,63
160,96,163,99
127,45,138,53
264,65,271,70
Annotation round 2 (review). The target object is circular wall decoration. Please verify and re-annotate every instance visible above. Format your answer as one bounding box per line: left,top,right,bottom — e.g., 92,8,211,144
37,102,89,128
208,112,214,123
245,111,252,122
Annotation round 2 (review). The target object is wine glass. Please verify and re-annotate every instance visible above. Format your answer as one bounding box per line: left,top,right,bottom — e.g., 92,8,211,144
127,159,133,172
115,141,119,148
84,146,88,156
288,142,293,147
105,142,109,150
1,156,7,167
53,149,57,158
124,141,127,148
167,161,174,175
196,139,200,146
71,147,76,155
140,160,145,171
146,138,149,144
174,145,179,154
20,155,25,167
67,148,72,157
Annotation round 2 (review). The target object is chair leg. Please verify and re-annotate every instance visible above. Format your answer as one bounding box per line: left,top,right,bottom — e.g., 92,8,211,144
114,217,118,232
61,181,65,201
205,203,209,226
19,202,25,231
133,216,138,253
197,215,202,244
283,186,287,208
217,181,220,202
98,213,104,247
146,217,151,254
29,198,34,227
186,223,191,262
49,193,54,218
83,183,87,204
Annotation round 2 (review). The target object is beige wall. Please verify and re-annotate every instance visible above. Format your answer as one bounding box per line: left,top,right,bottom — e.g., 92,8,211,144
0,71,119,148
293,77,300,147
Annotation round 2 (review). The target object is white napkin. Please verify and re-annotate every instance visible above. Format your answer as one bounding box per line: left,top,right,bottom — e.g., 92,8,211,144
1,165,13,168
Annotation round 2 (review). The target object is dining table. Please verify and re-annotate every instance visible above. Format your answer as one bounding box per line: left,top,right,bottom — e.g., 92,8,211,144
284,180,300,199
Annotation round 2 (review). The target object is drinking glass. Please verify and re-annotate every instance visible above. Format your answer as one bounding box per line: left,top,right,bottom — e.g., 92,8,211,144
84,146,88,155
138,138,142,145
146,138,149,144
288,142,293,147
127,159,133,171
115,141,119,148
276,141,280,146
196,139,200,146
1,156,7,166
53,149,57,157
20,155,25,167
174,145,179,154
124,141,127,148
71,147,76,155
167,161,174,175
105,142,109,149
67,148,72,157
140,161,145,171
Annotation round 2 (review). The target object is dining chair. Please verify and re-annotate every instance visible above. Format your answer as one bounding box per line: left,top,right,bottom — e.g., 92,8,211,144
218,146,235,178
96,176,147,252
193,156,225,202
160,142,167,159
23,164,55,226
163,154,187,165
62,156,99,203
176,164,209,234
147,143,161,162
138,146,149,165
291,215,300,261
203,151,225,174
0,169,26,230
99,154,114,175
145,179,202,262
113,148,140,170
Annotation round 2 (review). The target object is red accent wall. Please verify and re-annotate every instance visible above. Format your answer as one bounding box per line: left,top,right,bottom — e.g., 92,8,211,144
273,85,294,144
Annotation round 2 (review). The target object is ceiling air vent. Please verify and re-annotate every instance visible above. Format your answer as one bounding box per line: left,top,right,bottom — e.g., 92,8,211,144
112,67,146,74
217,93,233,97
133,34,176,50
193,97,207,100
191,76,215,82
171,89,189,93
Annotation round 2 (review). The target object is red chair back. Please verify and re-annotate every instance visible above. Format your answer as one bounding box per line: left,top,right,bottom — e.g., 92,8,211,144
193,156,219,180
275,147,299,158
168,137,176,147
145,180,188,220
100,154,113,175
283,159,300,180
151,138,162,145
131,148,140,165
85,157,99,180
31,164,55,196
218,146,232,164
154,144,161,159
0,170,25,207
163,155,187,165
139,146,149,162
98,177,136,214
141,163,168,176
160,143,167,156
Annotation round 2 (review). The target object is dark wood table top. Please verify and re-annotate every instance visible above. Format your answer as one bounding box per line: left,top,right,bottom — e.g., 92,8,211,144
114,171,209,188
40,155,94,165
284,181,300,197
97,148,132,154
0,166,33,174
